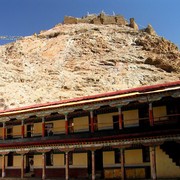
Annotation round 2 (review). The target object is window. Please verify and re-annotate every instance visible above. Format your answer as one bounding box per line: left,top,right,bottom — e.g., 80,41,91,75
27,124,34,137
8,152,13,166
7,127,13,139
45,123,53,136
113,115,119,130
115,149,121,163
143,147,150,162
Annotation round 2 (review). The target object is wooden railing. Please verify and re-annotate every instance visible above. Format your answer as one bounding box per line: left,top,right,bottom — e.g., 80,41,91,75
154,114,180,125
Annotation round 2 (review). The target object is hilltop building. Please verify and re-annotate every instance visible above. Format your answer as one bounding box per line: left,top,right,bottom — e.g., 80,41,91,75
0,81,179,179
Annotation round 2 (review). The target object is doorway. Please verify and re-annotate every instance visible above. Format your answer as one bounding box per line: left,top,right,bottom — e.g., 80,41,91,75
95,149,104,178
87,151,92,177
26,155,34,175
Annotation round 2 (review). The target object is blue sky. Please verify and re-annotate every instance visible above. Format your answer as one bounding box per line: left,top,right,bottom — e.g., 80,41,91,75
0,0,179,48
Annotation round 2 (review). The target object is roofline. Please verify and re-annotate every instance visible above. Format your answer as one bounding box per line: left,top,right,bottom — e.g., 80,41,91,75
0,81,180,114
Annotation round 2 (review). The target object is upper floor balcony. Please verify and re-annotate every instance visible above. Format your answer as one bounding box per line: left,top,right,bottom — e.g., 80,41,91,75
0,111,179,147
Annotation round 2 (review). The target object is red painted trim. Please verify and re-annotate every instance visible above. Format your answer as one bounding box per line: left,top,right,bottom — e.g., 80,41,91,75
149,109,154,126
119,113,123,129
0,81,179,114
90,117,94,133
90,111,94,133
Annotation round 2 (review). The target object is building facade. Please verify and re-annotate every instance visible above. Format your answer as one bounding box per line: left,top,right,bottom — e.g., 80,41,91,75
0,81,179,179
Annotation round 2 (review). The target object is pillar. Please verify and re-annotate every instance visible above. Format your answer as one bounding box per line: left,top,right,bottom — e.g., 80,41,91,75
42,117,45,137
21,120,25,138
120,148,125,180
21,154,24,179
149,103,154,126
65,114,68,135
2,154,5,178
65,152,69,180
118,107,123,129
2,122,6,140
91,150,95,180
150,146,157,180
42,152,46,180
90,110,94,133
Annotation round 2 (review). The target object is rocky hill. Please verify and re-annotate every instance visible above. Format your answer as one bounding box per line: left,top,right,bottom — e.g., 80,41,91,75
0,13,180,110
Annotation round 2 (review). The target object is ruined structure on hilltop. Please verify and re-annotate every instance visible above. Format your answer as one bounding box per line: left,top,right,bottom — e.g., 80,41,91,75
64,12,157,35
64,12,127,26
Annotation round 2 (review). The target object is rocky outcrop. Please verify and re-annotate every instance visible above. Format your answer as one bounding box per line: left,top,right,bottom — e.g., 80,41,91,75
0,16,179,110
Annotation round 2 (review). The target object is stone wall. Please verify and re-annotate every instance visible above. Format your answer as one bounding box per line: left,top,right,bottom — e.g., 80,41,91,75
64,13,127,26
129,18,139,31
64,16,77,24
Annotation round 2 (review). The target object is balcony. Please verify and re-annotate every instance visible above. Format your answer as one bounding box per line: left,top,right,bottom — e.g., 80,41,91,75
0,114,179,148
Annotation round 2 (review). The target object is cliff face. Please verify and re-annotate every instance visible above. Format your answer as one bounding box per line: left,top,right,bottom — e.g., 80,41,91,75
0,17,179,110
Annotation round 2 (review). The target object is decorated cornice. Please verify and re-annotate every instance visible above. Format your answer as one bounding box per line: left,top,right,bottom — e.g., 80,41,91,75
36,149,52,153
146,94,163,103
142,141,164,147
83,104,100,111
0,135,179,153
16,149,29,155
112,144,132,149
59,147,75,152
84,146,103,151
0,151,9,155
0,117,10,123
109,100,129,108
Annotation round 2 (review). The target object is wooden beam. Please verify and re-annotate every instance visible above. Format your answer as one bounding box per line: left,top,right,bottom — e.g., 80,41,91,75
42,152,46,180
21,154,25,179
90,110,94,133
65,151,69,180
118,107,123,129
1,155,5,178
150,146,157,180
91,150,95,180
65,113,69,135
149,102,154,126
42,117,45,137
21,120,25,138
